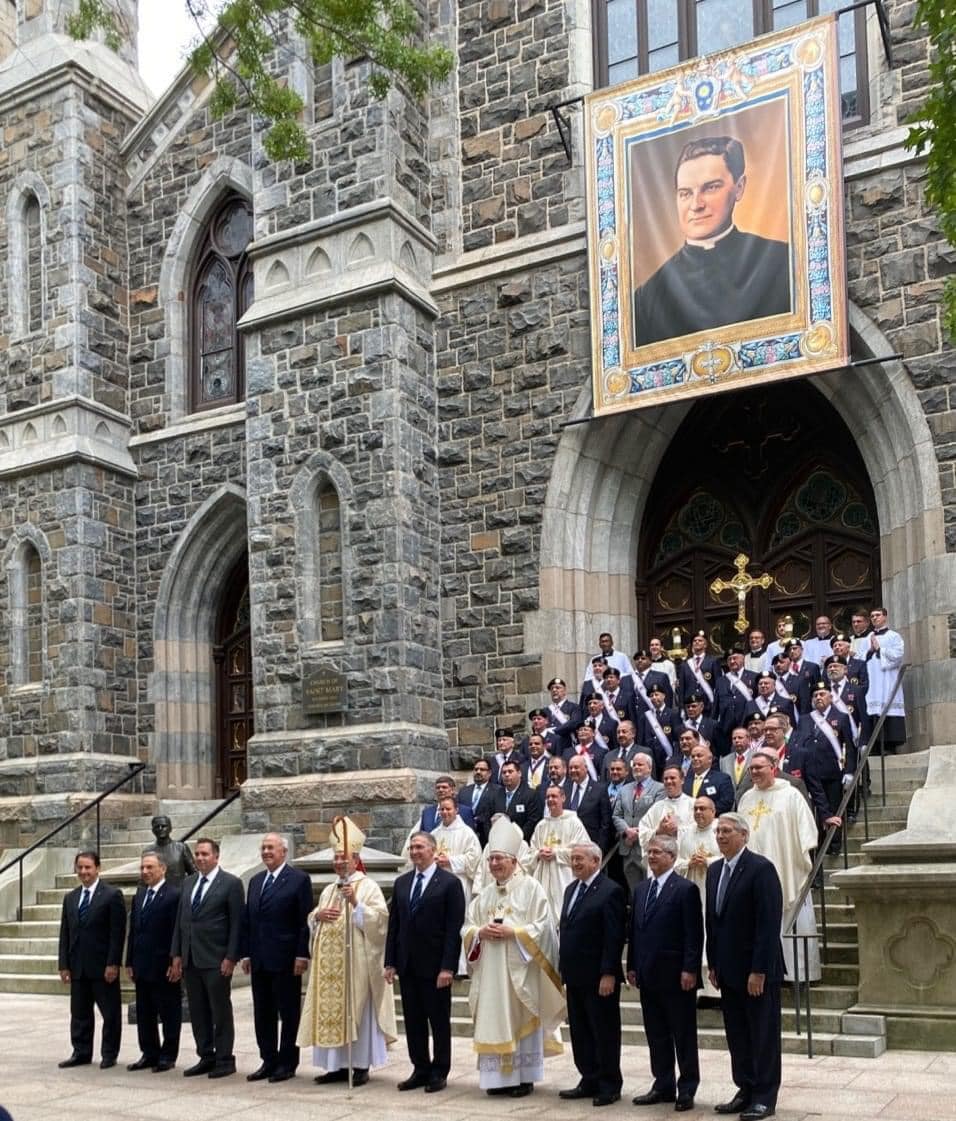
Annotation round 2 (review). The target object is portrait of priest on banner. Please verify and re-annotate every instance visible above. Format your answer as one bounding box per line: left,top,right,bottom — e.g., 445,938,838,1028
631,126,793,348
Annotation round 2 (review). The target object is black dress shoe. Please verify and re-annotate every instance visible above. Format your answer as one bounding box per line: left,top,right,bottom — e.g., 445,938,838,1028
398,1075,429,1091
268,1069,294,1083
247,1064,274,1082
127,1057,156,1071
487,1087,514,1096
633,1089,676,1105
714,1092,750,1114
351,1069,369,1087
740,1107,774,1121
100,1058,117,1070
58,1055,92,1069
153,1061,175,1073
510,1083,533,1097
315,1069,349,1084
593,1093,621,1107
675,1097,695,1112
208,1063,237,1079
183,1060,216,1077
425,1077,447,1093
560,1086,595,1100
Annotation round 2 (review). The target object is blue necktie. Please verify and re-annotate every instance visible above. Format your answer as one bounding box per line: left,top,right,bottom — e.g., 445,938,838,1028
260,872,275,903
569,784,581,811
409,871,425,914
716,862,732,915
142,887,155,913
78,888,91,923
192,876,208,913
644,879,659,918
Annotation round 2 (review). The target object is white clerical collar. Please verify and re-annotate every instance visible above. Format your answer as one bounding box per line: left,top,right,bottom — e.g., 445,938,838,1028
686,223,736,250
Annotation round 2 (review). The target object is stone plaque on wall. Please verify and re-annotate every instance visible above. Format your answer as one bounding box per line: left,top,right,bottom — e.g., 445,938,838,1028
302,667,347,714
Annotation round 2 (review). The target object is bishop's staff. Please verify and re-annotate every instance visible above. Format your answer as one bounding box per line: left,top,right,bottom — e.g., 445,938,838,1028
332,814,355,1096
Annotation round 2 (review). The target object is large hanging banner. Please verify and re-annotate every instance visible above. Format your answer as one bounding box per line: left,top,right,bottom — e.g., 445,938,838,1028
586,15,848,416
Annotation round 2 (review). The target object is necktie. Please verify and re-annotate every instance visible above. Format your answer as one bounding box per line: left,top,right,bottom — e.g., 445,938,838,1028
192,876,208,913
472,785,482,810
715,861,732,914
506,789,515,810
734,754,746,783
260,872,275,901
634,782,643,798
692,774,703,797
695,656,702,671
142,887,155,912
410,871,425,913
78,888,91,922
644,878,660,917
568,881,586,915
569,784,581,811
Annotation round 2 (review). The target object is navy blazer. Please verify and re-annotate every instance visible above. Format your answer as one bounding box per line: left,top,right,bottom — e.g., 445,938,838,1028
171,868,244,969
677,655,723,711
421,801,476,833
682,766,735,815
559,872,626,987
126,881,181,982
628,872,702,991
561,778,612,852
705,848,783,989
385,865,465,980
58,880,127,978
241,864,313,971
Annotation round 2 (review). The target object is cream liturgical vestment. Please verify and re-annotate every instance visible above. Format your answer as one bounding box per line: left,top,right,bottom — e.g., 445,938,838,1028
676,821,721,998
297,873,398,1070
473,837,533,898
528,811,590,925
638,794,695,858
463,872,566,1090
738,779,821,981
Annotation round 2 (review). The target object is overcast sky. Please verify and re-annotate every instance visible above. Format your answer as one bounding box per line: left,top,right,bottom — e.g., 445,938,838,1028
138,0,211,96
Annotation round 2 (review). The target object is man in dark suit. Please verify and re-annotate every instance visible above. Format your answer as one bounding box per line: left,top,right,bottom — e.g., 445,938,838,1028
631,649,674,712
170,837,244,1078
546,677,582,733
558,842,626,1107
564,754,612,852
499,760,542,841
419,775,476,833
716,647,760,754
682,741,735,815
677,631,722,715
636,684,682,774
794,683,857,854
678,694,720,753
125,851,182,1072
240,833,313,1082
57,850,126,1069
458,759,504,846
706,813,784,1121
385,831,465,1093
628,834,702,1111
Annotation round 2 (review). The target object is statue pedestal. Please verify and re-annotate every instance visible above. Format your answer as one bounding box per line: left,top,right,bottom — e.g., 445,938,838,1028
833,747,956,1049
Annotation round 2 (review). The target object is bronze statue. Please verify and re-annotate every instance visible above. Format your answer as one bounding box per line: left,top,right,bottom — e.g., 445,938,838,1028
143,815,196,885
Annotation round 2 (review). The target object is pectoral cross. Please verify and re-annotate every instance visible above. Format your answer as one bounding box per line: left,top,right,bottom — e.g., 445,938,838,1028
746,799,773,832
710,553,773,634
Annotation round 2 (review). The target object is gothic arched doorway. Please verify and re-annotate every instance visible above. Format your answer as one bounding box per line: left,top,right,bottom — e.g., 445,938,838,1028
214,556,253,793
637,382,880,655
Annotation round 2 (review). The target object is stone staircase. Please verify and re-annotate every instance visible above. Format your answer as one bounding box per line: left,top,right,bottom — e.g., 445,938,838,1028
398,755,929,1058
0,799,242,996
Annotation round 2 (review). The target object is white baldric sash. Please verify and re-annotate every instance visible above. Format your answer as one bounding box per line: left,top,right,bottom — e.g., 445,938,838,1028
811,708,844,767
644,707,673,756
630,671,651,708
574,750,599,782
728,673,753,703
585,721,610,754
774,677,791,701
601,691,622,726
549,702,570,726
756,696,772,715
690,657,715,705
830,686,859,742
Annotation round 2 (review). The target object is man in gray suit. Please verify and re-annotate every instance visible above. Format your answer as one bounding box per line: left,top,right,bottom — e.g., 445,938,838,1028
170,837,244,1078
612,753,665,893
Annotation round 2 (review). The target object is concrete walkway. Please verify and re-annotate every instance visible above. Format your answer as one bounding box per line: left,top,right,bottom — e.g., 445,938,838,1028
1,993,953,1121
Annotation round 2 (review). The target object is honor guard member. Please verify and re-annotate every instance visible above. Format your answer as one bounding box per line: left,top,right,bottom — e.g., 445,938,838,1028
744,673,796,727
602,666,639,724
636,684,682,775
782,639,820,698
677,631,722,716
556,697,617,763
771,653,810,719
794,683,857,855
678,694,719,755
631,649,674,713
830,634,869,695
520,709,561,757
715,647,759,754
546,678,581,730
580,656,609,707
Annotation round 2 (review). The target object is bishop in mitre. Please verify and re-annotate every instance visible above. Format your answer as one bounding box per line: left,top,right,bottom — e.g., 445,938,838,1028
675,795,722,999
297,816,397,1085
738,749,821,981
472,814,533,897
463,817,566,1097
528,785,589,925
638,764,695,856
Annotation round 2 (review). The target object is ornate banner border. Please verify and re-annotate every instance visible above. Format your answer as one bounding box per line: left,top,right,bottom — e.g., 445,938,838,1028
585,15,849,416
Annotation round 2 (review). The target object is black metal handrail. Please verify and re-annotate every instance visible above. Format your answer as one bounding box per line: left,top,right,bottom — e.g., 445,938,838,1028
782,662,909,1056
180,788,242,842
0,761,147,921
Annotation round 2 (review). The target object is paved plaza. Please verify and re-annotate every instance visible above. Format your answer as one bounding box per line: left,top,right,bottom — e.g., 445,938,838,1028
1,993,954,1121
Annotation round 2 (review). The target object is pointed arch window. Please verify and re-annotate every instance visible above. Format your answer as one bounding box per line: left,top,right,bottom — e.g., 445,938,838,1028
190,194,254,412
315,478,344,642
25,193,43,333
10,540,44,686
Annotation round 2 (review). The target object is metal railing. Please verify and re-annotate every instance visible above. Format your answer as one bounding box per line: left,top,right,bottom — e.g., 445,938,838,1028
783,663,909,1057
180,788,242,841
0,762,147,921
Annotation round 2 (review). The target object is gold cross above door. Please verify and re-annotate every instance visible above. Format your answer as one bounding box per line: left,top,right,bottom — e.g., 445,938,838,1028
709,553,774,634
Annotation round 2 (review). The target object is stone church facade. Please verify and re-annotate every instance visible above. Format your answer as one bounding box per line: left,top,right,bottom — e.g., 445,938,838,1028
0,0,952,852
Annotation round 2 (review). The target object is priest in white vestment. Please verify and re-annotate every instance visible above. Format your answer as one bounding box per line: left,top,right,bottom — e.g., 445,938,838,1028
862,607,906,748
473,815,533,898
738,751,821,981
638,764,695,858
298,817,397,1084
675,795,722,998
529,785,590,925
463,818,566,1097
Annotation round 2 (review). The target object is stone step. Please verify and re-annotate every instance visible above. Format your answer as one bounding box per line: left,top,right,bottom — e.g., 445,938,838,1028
0,937,59,955
0,972,66,995
831,1033,887,1058
0,921,60,938
824,942,859,965
820,962,859,986
19,905,68,922
0,953,59,975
